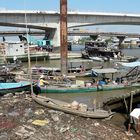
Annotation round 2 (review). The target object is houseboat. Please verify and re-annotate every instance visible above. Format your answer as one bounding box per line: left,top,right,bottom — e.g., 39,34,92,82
0,42,49,63
82,40,138,62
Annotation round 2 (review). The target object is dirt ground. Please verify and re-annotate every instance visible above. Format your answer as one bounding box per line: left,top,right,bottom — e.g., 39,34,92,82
0,92,140,140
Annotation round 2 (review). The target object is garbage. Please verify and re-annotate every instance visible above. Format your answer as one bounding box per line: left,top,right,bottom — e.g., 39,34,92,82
78,103,88,112
24,108,33,117
32,119,50,126
8,111,19,116
70,127,78,132
71,101,79,110
51,114,60,122
60,126,70,133
34,109,45,115
15,125,35,139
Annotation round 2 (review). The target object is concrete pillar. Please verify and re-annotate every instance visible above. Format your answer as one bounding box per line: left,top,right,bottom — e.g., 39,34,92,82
90,35,99,41
53,27,60,47
117,36,125,49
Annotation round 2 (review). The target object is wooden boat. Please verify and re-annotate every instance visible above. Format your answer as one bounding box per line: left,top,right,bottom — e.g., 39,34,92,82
32,94,114,119
31,65,93,78
39,67,140,94
39,82,140,93
82,40,138,62
0,81,31,94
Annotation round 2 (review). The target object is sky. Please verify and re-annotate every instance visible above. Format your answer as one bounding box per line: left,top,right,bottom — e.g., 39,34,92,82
0,0,140,13
1,0,140,35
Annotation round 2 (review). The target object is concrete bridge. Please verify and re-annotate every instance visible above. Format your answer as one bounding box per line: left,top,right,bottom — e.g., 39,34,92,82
1,10,140,46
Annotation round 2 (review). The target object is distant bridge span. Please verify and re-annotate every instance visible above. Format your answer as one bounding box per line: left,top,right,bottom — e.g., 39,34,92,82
68,31,140,38
0,30,140,39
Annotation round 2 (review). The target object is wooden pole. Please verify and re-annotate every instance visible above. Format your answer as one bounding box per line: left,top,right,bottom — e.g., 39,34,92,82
128,92,134,132
60,0,68,76
24,0,33,94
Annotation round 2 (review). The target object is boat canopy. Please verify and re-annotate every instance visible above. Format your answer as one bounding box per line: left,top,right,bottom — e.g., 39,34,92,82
91,68,118,74
118,61,140,67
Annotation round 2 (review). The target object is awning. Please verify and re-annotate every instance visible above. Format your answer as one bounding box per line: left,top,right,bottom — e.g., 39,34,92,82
118,61,140,67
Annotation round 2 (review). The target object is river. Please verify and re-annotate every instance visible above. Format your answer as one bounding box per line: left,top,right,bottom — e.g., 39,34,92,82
21,45,140,108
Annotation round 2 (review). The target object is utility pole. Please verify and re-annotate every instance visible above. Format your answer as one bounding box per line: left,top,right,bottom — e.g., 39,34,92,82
60,0,68,75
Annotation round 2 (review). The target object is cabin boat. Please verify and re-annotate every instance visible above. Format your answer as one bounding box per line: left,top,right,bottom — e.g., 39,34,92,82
82,40,120,59
0,42,49,63
32,94,114,119
82,40,138,62
38,67,140,94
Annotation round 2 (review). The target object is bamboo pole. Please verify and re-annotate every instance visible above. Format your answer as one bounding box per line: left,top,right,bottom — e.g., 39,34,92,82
24,0,33,94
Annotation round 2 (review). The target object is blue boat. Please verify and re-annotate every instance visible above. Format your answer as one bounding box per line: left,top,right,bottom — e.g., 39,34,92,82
0,81,31,95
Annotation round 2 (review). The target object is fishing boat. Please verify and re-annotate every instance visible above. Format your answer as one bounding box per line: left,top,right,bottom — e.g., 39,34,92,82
32,94,114,119
39,67,140,93
82,40,138,62
39,82,140,94
0,81,31,95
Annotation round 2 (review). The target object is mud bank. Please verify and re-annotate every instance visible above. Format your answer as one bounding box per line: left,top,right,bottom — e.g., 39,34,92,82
0,92,139,140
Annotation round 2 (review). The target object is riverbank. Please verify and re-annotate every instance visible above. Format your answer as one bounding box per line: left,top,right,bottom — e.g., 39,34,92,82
0,92,139,140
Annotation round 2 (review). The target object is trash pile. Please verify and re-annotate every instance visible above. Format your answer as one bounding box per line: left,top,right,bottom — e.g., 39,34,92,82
0,92,138,140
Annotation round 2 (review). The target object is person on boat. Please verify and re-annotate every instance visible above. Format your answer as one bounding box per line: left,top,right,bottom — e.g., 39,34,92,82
13,56,17,63
62,74,71,84
38,75,49,87
117,52,122,60
80,65,84,73
113,53,117,59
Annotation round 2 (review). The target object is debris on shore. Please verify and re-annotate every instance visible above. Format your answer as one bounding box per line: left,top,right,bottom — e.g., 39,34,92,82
0,92,139,140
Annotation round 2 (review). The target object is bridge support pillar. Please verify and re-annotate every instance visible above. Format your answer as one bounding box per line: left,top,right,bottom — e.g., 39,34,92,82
90,35,99,40
44,28,60,48
117,36,125,49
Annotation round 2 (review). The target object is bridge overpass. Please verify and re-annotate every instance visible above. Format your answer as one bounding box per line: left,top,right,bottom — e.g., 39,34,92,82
1,10,140,46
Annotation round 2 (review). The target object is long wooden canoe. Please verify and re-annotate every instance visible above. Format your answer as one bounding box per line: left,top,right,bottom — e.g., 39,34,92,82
32,94,114,119
0,81,31,94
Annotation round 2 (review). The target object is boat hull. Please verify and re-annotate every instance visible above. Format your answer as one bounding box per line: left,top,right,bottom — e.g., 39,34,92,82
0,81,31,95
40,83,140,94
32,94,113,119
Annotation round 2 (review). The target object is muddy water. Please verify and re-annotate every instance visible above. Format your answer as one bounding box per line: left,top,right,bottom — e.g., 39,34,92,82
22,46,140,106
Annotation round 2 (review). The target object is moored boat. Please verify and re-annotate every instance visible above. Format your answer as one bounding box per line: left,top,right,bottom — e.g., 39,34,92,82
0,81,31,95
39,67,140,94
82,40,138,62
39,82,140,94
32,94,114,119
